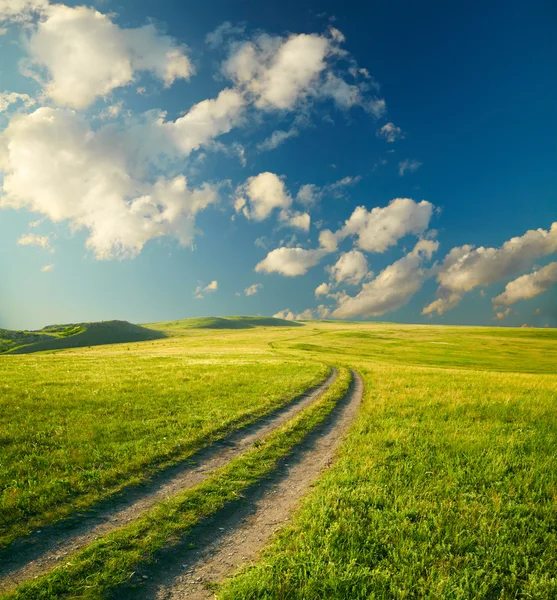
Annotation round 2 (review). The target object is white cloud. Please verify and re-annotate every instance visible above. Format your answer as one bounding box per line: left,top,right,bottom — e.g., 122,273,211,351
398,159,422,176
224,33,330,110
255,247,328,276
296,183,320,207
493,262,557,307
244,283,263,296
223,30,385,113
423,223,557,315
328,249,368,285
494,308,512,320
366,98,386,118
0,0,47,22
0,92,35,113
282,210,310,232
273,309,295,320
205,21,245,49
40,263,54,272
318,229,339,252
333,239,438,318
0,107,219,259
194,280,218,298
377,122,404,142
17,232,50,249
167,88,246,155
25,4,193,108
294,175,361,209
236,172,291,221
334,198,434,253
315,282,330,296
273,307,321,321
257,127,299,151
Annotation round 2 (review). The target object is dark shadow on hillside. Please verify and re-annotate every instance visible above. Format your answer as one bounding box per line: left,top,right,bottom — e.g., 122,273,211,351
8,321,165,354
157,316,304,330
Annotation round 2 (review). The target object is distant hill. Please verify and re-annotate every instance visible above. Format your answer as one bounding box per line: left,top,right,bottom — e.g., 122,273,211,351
150,316,304,332
1,321,165,354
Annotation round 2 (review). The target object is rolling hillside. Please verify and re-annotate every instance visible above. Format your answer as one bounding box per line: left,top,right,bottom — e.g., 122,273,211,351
1,321,165,354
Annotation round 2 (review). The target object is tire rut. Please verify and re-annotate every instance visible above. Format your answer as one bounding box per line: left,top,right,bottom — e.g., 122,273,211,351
0,369,338,593
117,370,363,600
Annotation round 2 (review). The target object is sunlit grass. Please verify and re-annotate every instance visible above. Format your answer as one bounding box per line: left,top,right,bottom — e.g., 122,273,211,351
4,369,352,600
219,332,557,599
0,339,326,547
2,320,556,599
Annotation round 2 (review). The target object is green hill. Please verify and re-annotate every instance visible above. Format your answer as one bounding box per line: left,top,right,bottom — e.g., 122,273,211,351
1,321,165,354
149,315,304,333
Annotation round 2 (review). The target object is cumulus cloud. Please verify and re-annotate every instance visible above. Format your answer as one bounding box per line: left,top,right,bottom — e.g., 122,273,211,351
166,88,245,155
194,280,218,298
235,172,291,221
493,262,557,307
223,33,330,110
25,4,193,108
423,223,557,315
234,171,310,231
273,306,328,320
282,210,310,232
315,282,330,296
398,159,422,176
0,0,47,22
377,122,404,142
332,240,438,318
494,308,512,320
255,247,328,276
328,249,368,284
0,107,218,259
0,92,35,113
333,198,434,253
17,232,51,249
223,30,385,113
244,283,263,296
295,175,361,208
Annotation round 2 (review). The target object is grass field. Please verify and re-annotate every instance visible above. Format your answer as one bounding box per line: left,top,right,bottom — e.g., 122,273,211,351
1,319,556,598
0,332,327,547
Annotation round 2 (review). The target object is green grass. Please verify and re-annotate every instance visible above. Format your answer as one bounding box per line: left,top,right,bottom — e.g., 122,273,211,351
284,323,557,373
2,319,556,599
4,321,165,354
0,344,327,547
4,368,352,600
147,315,303,332
219,329,557,599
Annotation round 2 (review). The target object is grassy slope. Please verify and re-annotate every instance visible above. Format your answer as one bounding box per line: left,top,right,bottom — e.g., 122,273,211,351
0,334,326,547
5,369,352,600
2,321,165,355
219,324,557,599
2,321,557,599
147,315,303,332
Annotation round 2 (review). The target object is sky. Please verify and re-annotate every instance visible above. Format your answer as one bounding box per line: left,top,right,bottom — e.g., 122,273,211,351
0,0,556,330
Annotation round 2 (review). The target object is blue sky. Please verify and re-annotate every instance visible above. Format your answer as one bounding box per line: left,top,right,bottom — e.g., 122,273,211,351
0,0,556,330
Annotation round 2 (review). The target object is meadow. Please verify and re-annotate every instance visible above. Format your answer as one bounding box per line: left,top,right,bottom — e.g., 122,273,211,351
0,332,327,547
1,319,556,599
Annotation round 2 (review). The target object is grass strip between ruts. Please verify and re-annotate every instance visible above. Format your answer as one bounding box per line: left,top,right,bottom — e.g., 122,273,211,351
3,367,353,600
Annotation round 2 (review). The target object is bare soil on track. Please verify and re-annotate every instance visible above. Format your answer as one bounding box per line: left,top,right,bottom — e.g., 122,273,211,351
118,371,363,600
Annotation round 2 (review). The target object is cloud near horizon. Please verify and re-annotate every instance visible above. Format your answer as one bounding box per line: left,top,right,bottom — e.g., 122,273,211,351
423,222,557,315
